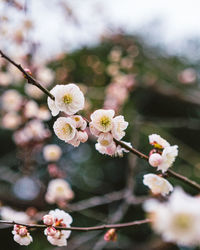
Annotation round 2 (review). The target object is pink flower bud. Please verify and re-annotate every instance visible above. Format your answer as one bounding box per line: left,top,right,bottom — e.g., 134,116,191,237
46,226,57,236
18,226,28,236
43,214,54,226
24,68,32,75
149,153,162,167
104,228,117,242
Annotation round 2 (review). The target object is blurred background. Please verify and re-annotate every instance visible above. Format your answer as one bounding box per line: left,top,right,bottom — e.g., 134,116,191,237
1,0,200,249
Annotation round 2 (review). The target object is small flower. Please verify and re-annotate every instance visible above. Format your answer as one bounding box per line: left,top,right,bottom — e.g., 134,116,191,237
43,144,62,162
44,209,72,246
1,89,23,112
149,134,170,149
98,133,113,146
114,141,132,157
143,174,173,196
53,117,76,142
157,146,178,173
24,100,39,118
95,141,116,156
45,179,74,204
43,215,55,226
90,109,115,133
12,225,33,246
1,112,21,130
48,84,85,116
144,188,200,246
111,115,128,140
149,153,163,167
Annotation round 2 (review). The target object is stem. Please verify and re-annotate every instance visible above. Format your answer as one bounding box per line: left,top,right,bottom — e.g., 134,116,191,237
1,50,200,192
0,50,55,100
114,139,200,192
0,219,150,231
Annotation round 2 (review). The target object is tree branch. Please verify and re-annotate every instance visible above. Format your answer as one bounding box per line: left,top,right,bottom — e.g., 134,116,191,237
0,219,150,231
0,50,55,100
1,50,200,192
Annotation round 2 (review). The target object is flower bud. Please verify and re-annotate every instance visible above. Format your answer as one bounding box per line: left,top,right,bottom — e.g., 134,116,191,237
18,226,28,236
149,153,162,167
43,214,54,226
104,228,117,242
46,226,57,236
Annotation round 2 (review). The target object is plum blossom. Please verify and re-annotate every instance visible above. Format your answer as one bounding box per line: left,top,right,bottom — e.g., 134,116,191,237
114,141,132,157
149,134,170,149
1,206,30,224
12,225,33,246
144,188,200,246
53,117,76,142
148,134,178,173
90,109,115,133
111,115,128,140
1,89,23,112
1,112,21,130
24,100,39,118
48,84,84,116
143,174,173,196
44,209,72,246
45,179,74,204
53,116,88,147
43,144,62,162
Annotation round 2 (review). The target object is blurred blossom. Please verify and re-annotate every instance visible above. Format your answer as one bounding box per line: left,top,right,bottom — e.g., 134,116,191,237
36,67,54,87
1,206,31,224
108,47,122,62
13,177,40,201
0,72,12,86
45,179,74,204
13,119,51,146
25,84,45,99
37,106,51,121
106,63,119,76
1,112,21,130
178,68,197,84
48,164,65,178
1,89,23,112
43,144,62,162
24,100,39,119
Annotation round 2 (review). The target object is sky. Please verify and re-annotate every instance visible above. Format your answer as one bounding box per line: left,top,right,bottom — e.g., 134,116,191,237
1,0,200,58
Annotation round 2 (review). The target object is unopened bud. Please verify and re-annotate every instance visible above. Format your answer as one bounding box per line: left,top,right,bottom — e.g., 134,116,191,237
104,228,117,242
46,226,57,236
43,214,54,226
18,226,28,236
149,153,162,167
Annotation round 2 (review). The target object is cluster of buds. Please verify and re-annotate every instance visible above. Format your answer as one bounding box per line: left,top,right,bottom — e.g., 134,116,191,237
12,225,33,246
148,134,178,173
89,109,130,156
43,209,73,246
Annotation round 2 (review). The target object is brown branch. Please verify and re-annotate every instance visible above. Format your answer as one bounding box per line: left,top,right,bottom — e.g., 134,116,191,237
0,219,150,231
114,139,200,192
1,50,200,192
0,50,55,100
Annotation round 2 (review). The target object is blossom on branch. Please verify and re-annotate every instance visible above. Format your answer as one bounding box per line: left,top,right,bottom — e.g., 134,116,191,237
43,144,62,162
12,225,33,246
143,173,173,196
44,209,72,246
47,84,85,116
148,134,178,173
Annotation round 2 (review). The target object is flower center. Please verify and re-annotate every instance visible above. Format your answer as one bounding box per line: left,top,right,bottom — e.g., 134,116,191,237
173,213,192,230
62,123,73,135
100,116,111,128
63,94,73,104
101,139,110,146
56,186,64,193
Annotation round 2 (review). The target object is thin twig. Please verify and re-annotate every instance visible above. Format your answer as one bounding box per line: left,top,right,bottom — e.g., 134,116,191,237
1,50,200,192
114,139,200,191
0,219,150,231
0,50,55,100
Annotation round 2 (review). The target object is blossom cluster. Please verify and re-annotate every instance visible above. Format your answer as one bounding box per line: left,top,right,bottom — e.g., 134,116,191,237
89,109,130,156
144,188,200,246
12,209,72,247
148,134,178,173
